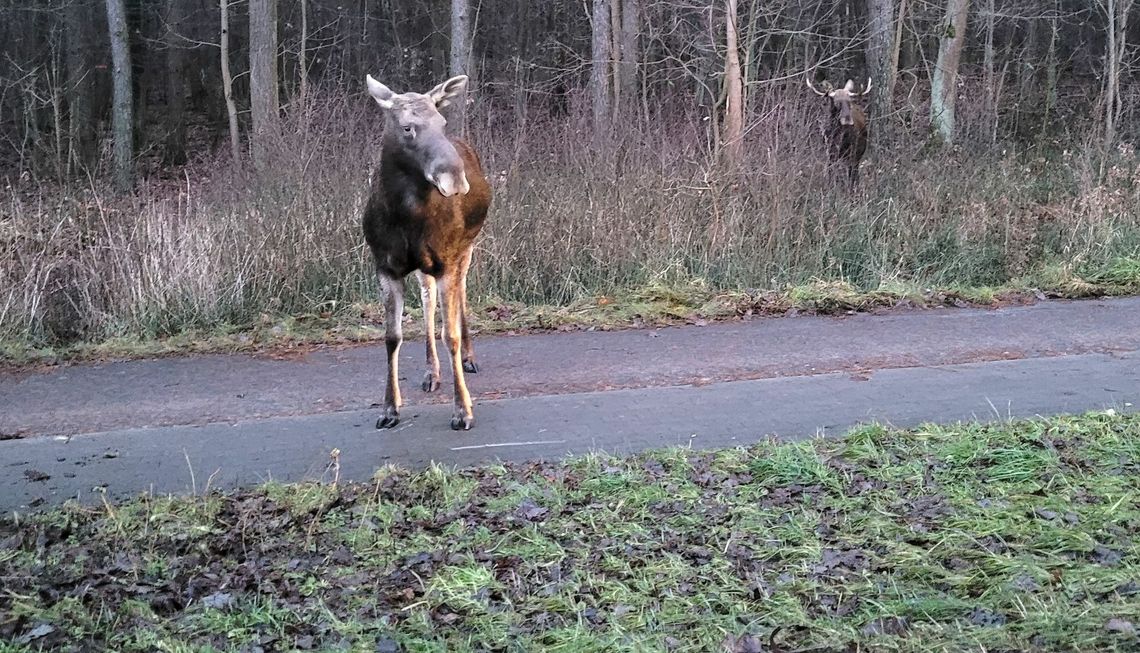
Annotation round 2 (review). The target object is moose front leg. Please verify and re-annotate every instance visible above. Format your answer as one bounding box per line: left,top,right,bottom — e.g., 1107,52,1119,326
415,271,441,392
376,272,405,429
457,246,478,374
439,273,475,430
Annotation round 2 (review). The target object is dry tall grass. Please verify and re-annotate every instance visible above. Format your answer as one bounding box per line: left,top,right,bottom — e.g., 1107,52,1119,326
2,83,1138,348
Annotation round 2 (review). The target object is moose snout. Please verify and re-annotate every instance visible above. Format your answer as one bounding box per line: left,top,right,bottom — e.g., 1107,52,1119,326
428,169,471,197
424,141,471,197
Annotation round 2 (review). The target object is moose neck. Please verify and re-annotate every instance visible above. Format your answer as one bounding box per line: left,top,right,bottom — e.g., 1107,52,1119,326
380,130,468,200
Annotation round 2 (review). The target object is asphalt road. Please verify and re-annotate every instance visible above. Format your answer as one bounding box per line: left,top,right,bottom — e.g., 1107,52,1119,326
2,297,1138,513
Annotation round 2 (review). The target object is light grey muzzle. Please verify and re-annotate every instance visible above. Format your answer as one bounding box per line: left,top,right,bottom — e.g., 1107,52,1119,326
429,169,471,197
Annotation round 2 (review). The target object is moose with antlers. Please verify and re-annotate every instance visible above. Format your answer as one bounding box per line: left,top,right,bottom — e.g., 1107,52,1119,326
806,76,872,187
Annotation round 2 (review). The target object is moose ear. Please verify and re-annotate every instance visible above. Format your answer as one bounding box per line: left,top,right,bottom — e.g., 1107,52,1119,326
427,75,468,109
366,75,395,110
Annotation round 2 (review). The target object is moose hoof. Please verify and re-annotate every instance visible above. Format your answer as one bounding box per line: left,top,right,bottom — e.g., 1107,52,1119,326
375,407,400,430
462,358,479,374
421,373,441,393
450,412,474,431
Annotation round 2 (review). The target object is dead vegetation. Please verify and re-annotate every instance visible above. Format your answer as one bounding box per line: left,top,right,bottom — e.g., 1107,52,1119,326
2,90,1140,360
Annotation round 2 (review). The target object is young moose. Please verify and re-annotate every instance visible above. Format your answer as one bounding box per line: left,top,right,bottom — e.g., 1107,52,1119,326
363,74,491,431
806,76,871,187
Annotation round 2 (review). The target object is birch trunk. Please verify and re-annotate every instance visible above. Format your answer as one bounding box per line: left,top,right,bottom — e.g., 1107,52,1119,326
930,0,970,145
450,0,471,137
220,0,241,162
722,0,743,166
591,0,613,133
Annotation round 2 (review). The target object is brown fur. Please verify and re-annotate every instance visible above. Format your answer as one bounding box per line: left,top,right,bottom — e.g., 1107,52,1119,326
363,139,490,280
826,103,868,186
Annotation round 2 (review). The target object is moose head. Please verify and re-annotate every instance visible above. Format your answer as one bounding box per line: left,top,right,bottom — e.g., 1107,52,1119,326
366,74,471,197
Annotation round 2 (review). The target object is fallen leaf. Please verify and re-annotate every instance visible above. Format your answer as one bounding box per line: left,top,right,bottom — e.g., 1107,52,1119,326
376,637,401,652
16,624,55,645
515,499,548,521
1105,618,1135,635
1092,545,1123,567
968,608,1006,627
202,592,234,609
862,616,909,636
23,469,50,482
721,633,765,652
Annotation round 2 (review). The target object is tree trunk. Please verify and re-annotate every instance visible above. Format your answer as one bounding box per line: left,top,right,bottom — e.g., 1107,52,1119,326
1101,0,1134,152
249,0,279,167
982,0,997,142
164,0,188,165
930,0,969,145
618,0,640,111
450,0,471,137
66,0,96,173
610,0,622,112
722,0,743,166
889,0,907,92
220,0,241,162
741,0,760,113
105,0,133,192
1043,11,1059,135
591,0,612,134
1105,0,1117,151
299,0,308,107
866,0,895,126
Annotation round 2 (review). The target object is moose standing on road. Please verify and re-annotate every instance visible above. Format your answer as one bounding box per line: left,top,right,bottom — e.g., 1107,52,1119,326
806,75,871,187
362,74,491,431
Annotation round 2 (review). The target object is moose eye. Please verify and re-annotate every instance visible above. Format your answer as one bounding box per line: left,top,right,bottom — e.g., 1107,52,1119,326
403,125,413,134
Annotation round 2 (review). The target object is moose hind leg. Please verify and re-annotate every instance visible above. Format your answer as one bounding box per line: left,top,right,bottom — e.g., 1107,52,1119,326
440,274,475,430
376,272,405,429
458,246,478,373
416,271,441,392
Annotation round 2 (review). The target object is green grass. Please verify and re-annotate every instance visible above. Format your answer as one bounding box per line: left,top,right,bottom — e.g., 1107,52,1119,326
4,258,1140,368
2,411,1139,651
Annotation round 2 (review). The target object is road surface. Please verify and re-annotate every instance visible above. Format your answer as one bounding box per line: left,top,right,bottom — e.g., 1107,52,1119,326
2,297,1138,512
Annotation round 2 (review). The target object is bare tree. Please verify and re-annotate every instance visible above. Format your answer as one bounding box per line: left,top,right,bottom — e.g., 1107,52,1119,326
105,0,133,191
249,0,280,166
299,0,309,106
981,0,998,143
618,0,641,109
164,0,188,165
591,0,613,133
65,0,96,172
220,0,240,162
930,0,970,145
722,0,743,166
1043,7,1059,134
889,0,907,95
450,0,471,136
1098,0,1135,152
866,0,895,126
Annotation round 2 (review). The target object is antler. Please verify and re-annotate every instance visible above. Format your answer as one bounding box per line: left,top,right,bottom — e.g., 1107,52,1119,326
805,74,829,96
860,76,873,96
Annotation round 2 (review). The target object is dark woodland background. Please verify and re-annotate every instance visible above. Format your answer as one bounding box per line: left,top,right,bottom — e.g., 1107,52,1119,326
2,0,1139,350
